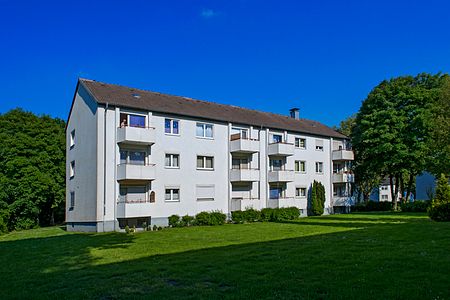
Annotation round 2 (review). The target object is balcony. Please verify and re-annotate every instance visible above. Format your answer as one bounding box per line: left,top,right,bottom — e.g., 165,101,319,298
268,142,294,156
230,135,259,153
332,196,355,207
117,163,156,181
117,126,155,145
268,170,294,182
332,173,355,183
332,149,354,161
230,168,260,182
116,197,152,218
230,197,260,211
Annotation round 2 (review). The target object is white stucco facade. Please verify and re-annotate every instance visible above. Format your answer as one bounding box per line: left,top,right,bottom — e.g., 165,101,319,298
66,83,354,232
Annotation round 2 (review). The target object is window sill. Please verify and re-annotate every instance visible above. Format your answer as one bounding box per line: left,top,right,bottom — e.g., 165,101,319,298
197,168,214,171
165,200,180,203
197,198,215,202
196,136,214,140
165,166,180,169
295,147,306,150
295,171,307,174
165,133,180,136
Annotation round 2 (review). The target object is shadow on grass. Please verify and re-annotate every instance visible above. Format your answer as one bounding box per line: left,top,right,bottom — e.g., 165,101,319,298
0,215,448,299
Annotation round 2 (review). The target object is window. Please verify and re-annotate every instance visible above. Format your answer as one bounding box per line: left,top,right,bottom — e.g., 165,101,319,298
165,188,180,202
315,162,323,173
120,150,146,165
270,159,283,171
165,154,179,168
120,113,146,128
295,138,306,149
196,185,215,201
315,139,324,151
295,160,306,173
196,123,214,138
70,161,75,178
272,134,282,143
381,186,388,191
231,127,248,139
197,156,214,169
70,130,75,149
232,157,249,169
381,195,388,200
296,187,307,198
70,191,75,208
165,118,179,134
119,186,147,203
270,187,283,199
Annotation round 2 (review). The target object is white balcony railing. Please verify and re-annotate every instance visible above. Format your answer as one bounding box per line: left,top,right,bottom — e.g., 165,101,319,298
332,173,355,183
230,137,260,153
268,142,294,156
117,126,155,145
117,163,156,181
332,149,354,161
230,168,260,182
116,197,152,218
268,170,294,182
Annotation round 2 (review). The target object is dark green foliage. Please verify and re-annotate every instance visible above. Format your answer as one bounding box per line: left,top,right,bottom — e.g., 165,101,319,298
231,210,245,224
400,201,431,212
233,207,299,223
0,210,8,234
310,180,325,216
0,109,66,231
181,215,195,226
271,207,300,221
260,208,274,221
194,211,226,226
168,215,181,227
352,201,392,212
428,203,450,222
428,174,450,221
231,208,261,223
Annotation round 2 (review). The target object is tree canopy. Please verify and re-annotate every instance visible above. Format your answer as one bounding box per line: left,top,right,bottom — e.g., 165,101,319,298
0,108,66,231
351,73,448,208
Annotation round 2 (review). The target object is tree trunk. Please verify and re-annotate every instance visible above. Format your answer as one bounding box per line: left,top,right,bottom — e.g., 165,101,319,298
405,173,414,202
399,175,405,203
393,174,400,210
390,175,397,210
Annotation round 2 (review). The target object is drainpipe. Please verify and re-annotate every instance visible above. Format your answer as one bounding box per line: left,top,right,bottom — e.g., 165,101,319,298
103,103,109,232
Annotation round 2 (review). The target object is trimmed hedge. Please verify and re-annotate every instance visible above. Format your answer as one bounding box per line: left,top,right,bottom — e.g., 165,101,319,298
231,207,300,223
168,214,181,227
352,201,392,212
400,201,430,212
195,211,226,226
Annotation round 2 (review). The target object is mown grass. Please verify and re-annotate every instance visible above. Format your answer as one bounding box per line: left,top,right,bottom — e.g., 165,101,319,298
0,212,448,299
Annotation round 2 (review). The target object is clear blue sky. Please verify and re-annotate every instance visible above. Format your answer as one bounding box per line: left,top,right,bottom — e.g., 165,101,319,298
1,0,449,126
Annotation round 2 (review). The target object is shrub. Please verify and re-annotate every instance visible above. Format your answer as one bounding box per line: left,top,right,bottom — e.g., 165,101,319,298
428,174,450,221
352,201,392,212
181,215,195,226
0,210,9,234
428,203,450,221
271,207,300,221
261,208,274,222
400,201,431,212
311,180,325,216
168,214,181,227
125,225,131,234
194,212,211,225
243,208,261,222
210,211,227,225
231,210,245,224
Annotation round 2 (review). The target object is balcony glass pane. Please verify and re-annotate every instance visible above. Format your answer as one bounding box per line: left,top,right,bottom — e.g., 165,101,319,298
130,151,145,165
120,151,127,164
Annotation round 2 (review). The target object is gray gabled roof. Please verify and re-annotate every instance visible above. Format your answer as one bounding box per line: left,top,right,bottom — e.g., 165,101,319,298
78,78,347,139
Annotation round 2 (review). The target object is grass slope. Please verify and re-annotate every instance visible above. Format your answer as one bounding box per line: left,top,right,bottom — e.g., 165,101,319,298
0,213,449,299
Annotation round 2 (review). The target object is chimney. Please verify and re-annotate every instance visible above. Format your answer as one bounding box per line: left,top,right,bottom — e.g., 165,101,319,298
289,108,300,119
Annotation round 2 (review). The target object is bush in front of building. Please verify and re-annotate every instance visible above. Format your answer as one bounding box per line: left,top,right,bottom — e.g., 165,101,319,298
428,174,450,222
352,201,392,212
168,214,182,227
271,207,300,221
232,207,300,223
194,211,227,226
400,200,431,212
311,180,326,216
181,215,195,226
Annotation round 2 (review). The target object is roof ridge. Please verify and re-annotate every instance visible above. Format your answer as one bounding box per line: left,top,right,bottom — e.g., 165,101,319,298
78,78,324,126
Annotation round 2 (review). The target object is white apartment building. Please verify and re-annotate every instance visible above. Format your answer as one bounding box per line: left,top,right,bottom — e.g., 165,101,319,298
66,79,354,232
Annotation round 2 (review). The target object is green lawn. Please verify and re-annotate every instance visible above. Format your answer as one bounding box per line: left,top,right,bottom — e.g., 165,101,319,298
0,213,449,299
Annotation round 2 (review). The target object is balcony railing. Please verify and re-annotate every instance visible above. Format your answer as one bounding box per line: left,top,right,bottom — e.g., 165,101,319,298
332,149,354,161
230,134,259,153
230,168,260,182
268,142,294,156
268,169,294,182
332,172,355,183
117,125,155,145
116,197,152,218
117,163,156,181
